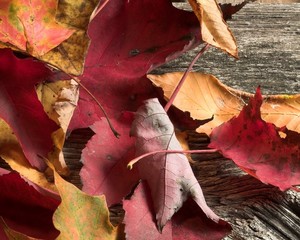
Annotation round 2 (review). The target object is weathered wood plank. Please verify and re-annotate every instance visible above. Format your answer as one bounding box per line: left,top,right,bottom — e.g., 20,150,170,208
157,3,300,94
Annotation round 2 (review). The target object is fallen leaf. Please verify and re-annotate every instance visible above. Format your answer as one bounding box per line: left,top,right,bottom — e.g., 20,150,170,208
188,0,238,57
80,113,139,206
149,72,300,135
53,166,120,240
0,48,58,170
37,79,79,175
123,181,232,240
68,0,201,130
0,119,57,192
209,88,300,191
0,172,59,239
0,0,74,56
130,98,219,230
0,217,41,240
40,0,100,75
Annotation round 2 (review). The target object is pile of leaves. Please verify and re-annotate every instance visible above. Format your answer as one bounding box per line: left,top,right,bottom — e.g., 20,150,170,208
0,0,299,239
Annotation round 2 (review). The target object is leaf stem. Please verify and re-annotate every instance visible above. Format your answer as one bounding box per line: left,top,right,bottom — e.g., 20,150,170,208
164,44,210,112
71,77,120,138
90,0,110,21
127,148,218,169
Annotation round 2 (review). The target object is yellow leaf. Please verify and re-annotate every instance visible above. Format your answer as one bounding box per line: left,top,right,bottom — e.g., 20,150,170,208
36,80,79,175
148,72,300,135
52,169,121,240
40,0,101,75
0,119,57,193
188,0,238,57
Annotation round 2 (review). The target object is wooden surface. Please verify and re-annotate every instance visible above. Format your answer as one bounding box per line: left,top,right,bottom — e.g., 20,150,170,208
64,3,300,240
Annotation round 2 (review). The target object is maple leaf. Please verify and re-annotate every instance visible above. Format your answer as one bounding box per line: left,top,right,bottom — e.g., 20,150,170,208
130,98,219,230
52,166,121,240
123,181,232,240
0,119,57,192
0,0,74,55
188,0,238,57
0,172,59,239
68,0,201,130
0,0,99,76
0,48,58,170
148,72,300,135
80,113,139,206
40,0,100,75
209,88,300,191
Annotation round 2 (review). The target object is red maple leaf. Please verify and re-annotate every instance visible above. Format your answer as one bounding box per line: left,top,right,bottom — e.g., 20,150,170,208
80,112,139,206
209,88,300,191
0,49,58,170
69,0,201,130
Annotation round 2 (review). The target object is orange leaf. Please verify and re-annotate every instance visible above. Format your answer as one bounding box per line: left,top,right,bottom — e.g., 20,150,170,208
188,0,238,57
148,72,300,135
0,0,74,56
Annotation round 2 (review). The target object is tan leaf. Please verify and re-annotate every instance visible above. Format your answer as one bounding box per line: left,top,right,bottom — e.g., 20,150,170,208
175,130,194,163
36,80,79,175
0,119,56,193
148,72,300,135
188,0,238,57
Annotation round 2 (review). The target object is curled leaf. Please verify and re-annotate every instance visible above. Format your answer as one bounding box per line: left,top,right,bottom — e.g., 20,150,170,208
130,98,219,230
188,0,238,57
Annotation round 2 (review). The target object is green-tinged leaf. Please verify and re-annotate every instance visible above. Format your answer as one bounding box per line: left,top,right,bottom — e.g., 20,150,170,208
0,0,74,55
53,170,120,240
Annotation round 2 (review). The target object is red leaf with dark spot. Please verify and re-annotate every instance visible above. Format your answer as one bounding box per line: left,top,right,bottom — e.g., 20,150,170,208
80,113,139,206
209,88,300,191
69,0,201,130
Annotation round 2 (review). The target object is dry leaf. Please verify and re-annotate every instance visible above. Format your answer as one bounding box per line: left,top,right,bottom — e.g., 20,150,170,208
130,98,219,230
0,0,74,55
209,88,300,191
148,72,300,135
52,168,120,240
188,0,238,57
0,119,57,193
37,79,79,175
